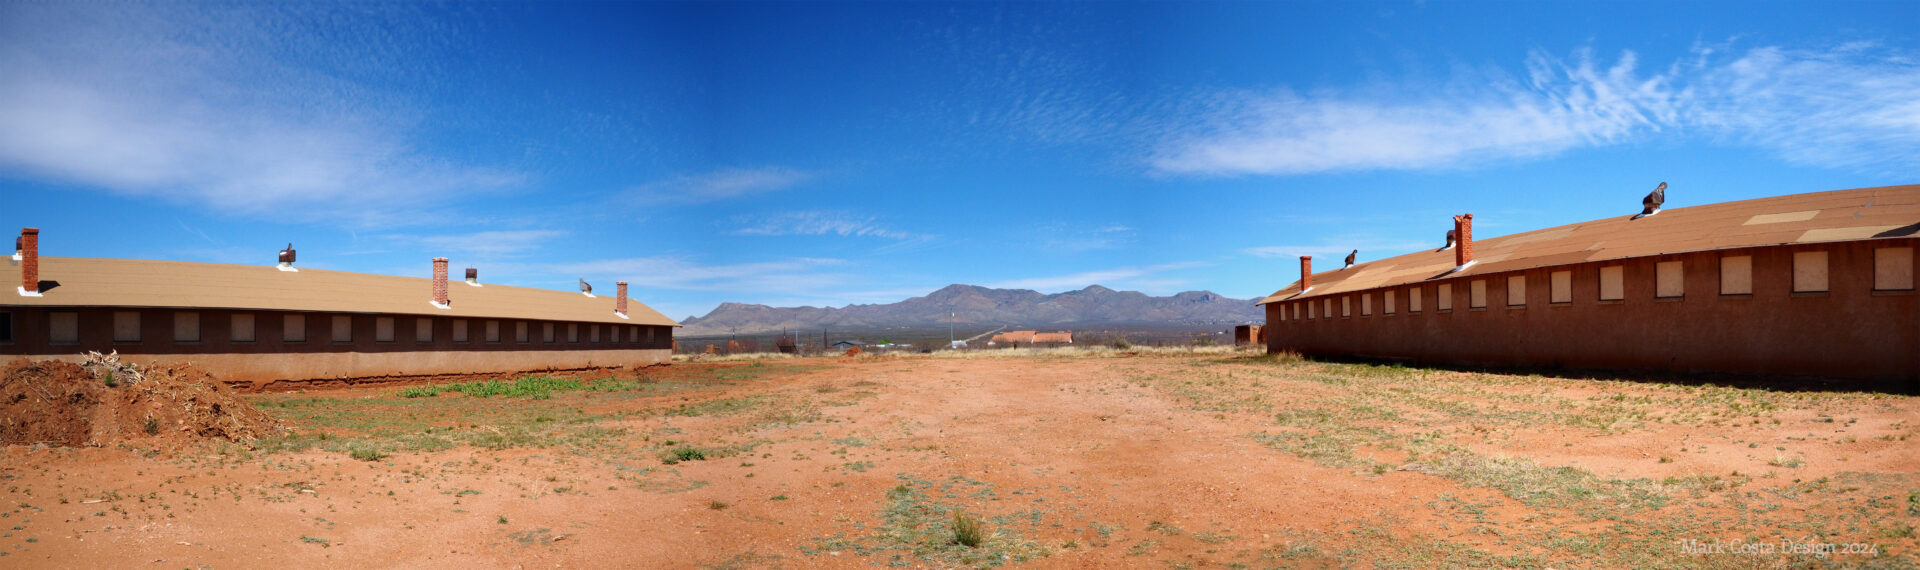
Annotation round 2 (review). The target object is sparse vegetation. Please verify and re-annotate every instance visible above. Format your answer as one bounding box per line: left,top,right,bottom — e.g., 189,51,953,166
951,510,983,547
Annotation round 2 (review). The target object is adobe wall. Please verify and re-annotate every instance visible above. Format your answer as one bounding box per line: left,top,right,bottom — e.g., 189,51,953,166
11,348,671,388
1264,239,1918,388
0,308,675,385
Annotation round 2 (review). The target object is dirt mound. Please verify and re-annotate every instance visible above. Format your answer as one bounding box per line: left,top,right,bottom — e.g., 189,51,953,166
843,346,864,357
1,356,281,447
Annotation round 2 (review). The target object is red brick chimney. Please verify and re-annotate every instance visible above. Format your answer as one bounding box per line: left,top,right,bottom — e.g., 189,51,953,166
1298,256,1312,291
1453,214,1474,267
19,228,39,295
464,267,479,286
616,281,629,316
431,257,450,308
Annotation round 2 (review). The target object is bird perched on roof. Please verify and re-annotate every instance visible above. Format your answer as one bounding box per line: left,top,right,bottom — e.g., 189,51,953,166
579,278,593,295
1442,229,1456,251
1344,249,1357,268
1635,182,1667,219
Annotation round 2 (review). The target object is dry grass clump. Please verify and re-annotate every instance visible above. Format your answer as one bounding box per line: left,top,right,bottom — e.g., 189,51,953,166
671,351,804,363
932,344,1256,360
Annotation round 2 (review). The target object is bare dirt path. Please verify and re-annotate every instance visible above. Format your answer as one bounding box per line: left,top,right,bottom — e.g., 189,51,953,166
2,354,1915,568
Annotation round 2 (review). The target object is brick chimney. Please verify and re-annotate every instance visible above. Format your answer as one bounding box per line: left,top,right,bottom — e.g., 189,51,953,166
19,228,39,295
464,267,480,286
431,257,450,308
1298,256,1312,291
1453,214,1475,267
615,281,629,317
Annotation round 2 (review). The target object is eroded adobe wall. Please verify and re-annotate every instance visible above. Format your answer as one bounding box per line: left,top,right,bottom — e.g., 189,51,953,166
1266,239,1918,387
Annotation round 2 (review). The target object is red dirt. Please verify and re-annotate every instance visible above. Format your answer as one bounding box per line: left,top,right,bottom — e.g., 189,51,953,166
0,355,1913,568
1,358,280,448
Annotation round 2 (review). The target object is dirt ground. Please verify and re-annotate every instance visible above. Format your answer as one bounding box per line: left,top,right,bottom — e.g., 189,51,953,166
1,352,1916,568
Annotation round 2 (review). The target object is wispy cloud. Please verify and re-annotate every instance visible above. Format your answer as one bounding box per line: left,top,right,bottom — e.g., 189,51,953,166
1243,237,1434,263
1151,42,1920,176
984,261,1207,293
0,3,521,224
731,211,920,240
410,229,568,257
542,256,854,295
629,167,815,203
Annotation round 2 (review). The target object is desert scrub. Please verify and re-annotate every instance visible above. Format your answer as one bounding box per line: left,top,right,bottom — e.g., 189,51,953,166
951,511,983,547
804,474,1051,567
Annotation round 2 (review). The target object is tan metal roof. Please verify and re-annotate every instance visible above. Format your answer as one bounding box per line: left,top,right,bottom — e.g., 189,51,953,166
1259,184,1920,304
2,257,680,327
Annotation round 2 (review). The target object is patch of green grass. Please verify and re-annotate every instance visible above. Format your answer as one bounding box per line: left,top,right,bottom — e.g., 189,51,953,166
662,447,707,465
347,444,386,462
300,535,330,546
951,511,983,547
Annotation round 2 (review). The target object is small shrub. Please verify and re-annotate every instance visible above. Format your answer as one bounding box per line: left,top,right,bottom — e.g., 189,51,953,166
102,371,117,388
142,417,160,435
672,447,706,462
951,510,984,547
348,445,387,462
1108,337,1132,350
707,500,729,510
497,515,508,525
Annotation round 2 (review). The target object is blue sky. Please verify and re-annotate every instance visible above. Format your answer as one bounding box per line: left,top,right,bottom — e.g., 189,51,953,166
3,1,1917,321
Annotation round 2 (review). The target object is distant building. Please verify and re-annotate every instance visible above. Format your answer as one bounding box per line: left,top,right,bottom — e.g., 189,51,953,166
3,229,679,387
1257,185,1917,385
1233,324,1264,346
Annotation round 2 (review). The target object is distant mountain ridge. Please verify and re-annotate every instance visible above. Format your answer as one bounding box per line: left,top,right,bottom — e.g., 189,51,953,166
678,284,1263,336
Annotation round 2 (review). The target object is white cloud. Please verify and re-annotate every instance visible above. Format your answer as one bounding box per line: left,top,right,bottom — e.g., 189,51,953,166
1151,42,1920,176
412,230,568,257
731,211,919,240
630,167,815,203
984,261,1206,293
0,3,521,223
541,256,854,294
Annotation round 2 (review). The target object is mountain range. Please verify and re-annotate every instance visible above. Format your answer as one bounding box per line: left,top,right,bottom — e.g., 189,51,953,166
678,284,1263,336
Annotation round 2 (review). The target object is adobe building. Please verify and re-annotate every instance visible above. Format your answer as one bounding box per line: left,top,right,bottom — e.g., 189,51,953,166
1257,185,1918,387
2,229,679,387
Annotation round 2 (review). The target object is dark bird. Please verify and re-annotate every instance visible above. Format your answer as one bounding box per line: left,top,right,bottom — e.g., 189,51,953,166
1344,249,1358,268
579,278,593,295
1637,182,1667,218
1443,229,1456,251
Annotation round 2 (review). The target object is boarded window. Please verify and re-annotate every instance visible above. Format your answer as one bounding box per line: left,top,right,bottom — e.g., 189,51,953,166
1323,299,1332,319
485,320,501,343
543,322,555,343
1599,266,1625,301
416,318,433,343
1361,293,1372,316
231,313,256,342
516,321,529,343
1437,284,1453,311
0,312,12,343
1874,247,1914,291
590,325,602,343
1656,261,1684,298
332,315,352,342
647,326,656,344
284,313,306,342
1278,304,1287,321
1341,296,1351,317
1308,301,1316,319
1408,287,1422,313
376,317,395,342
50,311,79,344
1469,280,1487,309
1721,256,1753,295
114,311,141,342
1507,275,1526,307
1793,251,1829,292
174,312,200,342
1292,303,1300,319
453,319,468,343
568,323,579,343
1550,271,1572,304
1384,290,1396,314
